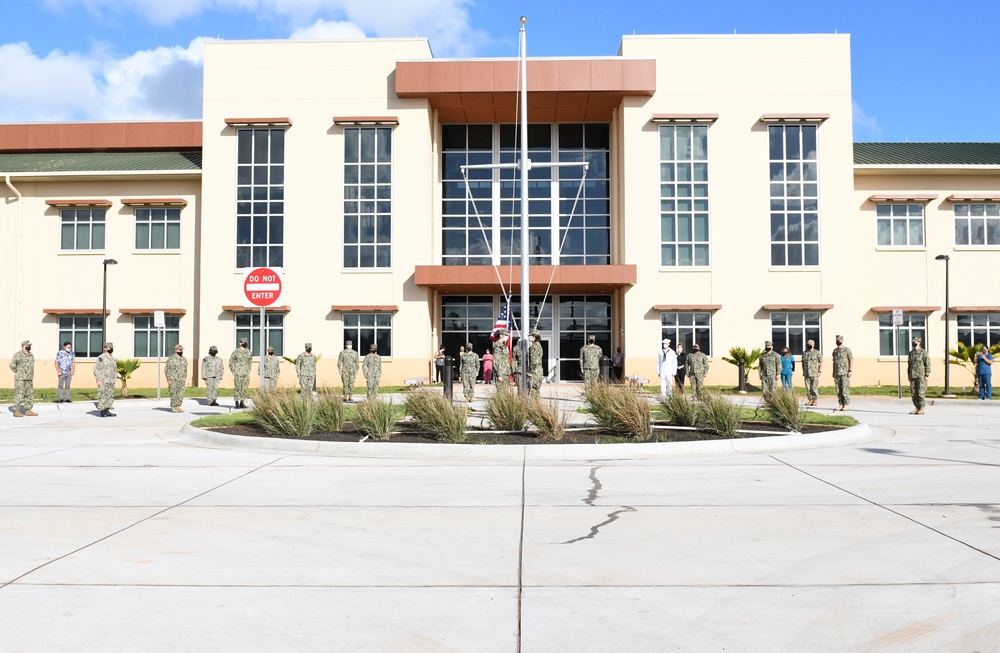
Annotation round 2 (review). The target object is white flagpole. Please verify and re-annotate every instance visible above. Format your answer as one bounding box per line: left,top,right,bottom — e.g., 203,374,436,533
518,16,530,394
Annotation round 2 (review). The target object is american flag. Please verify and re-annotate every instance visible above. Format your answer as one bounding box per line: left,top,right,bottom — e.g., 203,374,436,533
490,300,511,341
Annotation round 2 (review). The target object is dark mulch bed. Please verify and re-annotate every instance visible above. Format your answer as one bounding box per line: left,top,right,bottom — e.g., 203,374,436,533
210,420,843,445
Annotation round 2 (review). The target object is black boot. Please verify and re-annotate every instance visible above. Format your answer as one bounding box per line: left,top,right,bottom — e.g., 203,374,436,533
100,409,109,418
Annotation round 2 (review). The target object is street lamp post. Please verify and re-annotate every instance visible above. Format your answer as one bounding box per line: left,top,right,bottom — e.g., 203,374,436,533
102,259,118,348
934,254,955,397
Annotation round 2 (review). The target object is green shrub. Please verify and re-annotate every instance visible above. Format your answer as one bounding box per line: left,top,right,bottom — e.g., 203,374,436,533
699,392,743,438
315,389,346,432
762,389,807,431
485,385,529,431
116,358,142,396
659,393,700,427
250,389,318,438
354,397,401,441
527,397,567,441
403,390,468,443
583,381,651,440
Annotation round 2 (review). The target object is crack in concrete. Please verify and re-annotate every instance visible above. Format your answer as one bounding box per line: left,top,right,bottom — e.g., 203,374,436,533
562,506,637,544
583,465,602,505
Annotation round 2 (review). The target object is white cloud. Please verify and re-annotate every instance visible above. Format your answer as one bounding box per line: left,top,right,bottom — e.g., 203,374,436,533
290,19,367,40
0,43,102,121
852,100,883,141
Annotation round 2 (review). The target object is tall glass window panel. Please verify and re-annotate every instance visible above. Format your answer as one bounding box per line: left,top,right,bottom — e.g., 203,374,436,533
957,313,1000,349
875,204,923,247
878,313,926,356
660,312,712,355
442,124,493,266
769,125,819,266
954,203,1000,246
343,313,392,357
660,125,710,267
58,316,104,358
440,295,495,380
236,128,285,269
770,312,821,355
500,124,552,266
558,295,612,381
135,208,181,250
60,209,106,251
235,313,284,356
558,124,611,265
133,316,180,357
344,127,392,268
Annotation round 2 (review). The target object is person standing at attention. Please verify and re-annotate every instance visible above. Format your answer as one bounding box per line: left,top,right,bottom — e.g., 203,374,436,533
612,347,624,382
780,346,795,392
10,340,36,417
657,338,678,399
433,346,446,383
295,343,317,394
229,338,252,409
165,344,188,413
362,343,382,398
461,343,480,402
338,340,360,401
758,340,781,394
801,339,823,406
831,335,853,411
201,346,224,406
674,343,687,394
482,347,494,385
54,341,76,403
976,344,994,400
94,342,117,418
686,343,709,397
579,335,602,389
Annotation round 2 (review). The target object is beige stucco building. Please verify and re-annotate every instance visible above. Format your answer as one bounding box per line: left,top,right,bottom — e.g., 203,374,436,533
2,33,998,390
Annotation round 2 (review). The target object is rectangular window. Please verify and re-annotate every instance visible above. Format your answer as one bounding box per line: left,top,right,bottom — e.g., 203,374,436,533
343,313,393,357
660,312,712,356
878,313,926,356
440,295,495,380
558,124,611,266
559,295,612,380
954,203,1000,246
659,125,710,267
236,128,285,268
770,312,821,355
876,204,924,247
344,127,392,268
58,316,103,358
133,316,180,357
957,313,1000,349
769,125,819,266
235,313,284,356
60,209,106,251
135,208,181,250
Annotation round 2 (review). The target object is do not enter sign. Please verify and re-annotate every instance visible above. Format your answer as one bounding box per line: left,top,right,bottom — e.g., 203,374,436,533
243,267,283,307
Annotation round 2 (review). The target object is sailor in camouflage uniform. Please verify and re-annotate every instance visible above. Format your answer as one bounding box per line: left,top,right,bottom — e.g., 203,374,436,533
295,343,317,394
337,340,360,401
686,343,710,397
801,339,823,406
492,329,512,389
831,335,853,411
260,346,281,391
362,343,382,398
907,337,931,415
758,340,781,394
165,344,188,413
579,335,603,389
9,340,37,417
229,338,252,408
201,346,224,406
94,342,117,417
461,343,480,402
528,329,544,397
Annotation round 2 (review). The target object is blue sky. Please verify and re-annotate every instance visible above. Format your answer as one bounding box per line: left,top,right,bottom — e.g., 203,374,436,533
1,0,997,142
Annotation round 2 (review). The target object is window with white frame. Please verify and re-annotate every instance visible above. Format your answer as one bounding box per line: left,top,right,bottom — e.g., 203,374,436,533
133,316,180,357
878,313,926,356
659,125,710,266
660,312,712,355
954,203,1000,246
876,204,924,247
235,313,284,356
135,208,181,250
957,313,1000,348
343,313,392,356
344,127,392,268
769,125,819,266
236,128,284,268
60,209,105,251
770,312,821,355
58,316,103,358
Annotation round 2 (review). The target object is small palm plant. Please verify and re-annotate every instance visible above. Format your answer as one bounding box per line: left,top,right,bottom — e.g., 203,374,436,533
722,346,762,389
116,358,141,396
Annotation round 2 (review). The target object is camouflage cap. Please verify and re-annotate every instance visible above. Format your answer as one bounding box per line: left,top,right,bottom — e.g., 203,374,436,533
305,343,312,348
807,339,815,346
912,337,922,344
239,337,248,345
836,335,844,340
104,342,113,349
765,340,773,346
174,344,184,351
530,329,540,337
588,335,595,342
208,346,218,353
20,339,31,346
370,343,377,351
345,340,352,345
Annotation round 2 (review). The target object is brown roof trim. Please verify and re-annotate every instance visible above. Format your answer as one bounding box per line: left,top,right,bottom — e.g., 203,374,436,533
946,193,1000,202
331,305,399,312
224,118,292,127
652,304,722,311
650,114,718,124
870,306,941,313
332,116,399,126
45,199,112,208
759,113,829,124
119,308,188,315
950,306,1000,313
222,305,291,312
43,308,110,316
0,121,202,153
869,194,938,202
761,304,834,311
120,198,188,207
414,264,636,294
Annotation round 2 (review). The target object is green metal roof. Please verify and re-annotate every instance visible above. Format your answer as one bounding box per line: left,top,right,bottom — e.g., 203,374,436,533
855,143,1000,166
0,151,201,173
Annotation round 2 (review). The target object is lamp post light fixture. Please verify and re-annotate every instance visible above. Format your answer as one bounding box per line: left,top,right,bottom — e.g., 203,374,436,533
934,254,955,398
102,258,118,348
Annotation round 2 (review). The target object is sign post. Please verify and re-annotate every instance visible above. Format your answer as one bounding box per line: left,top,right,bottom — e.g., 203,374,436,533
154,310,166,400
243,267,283,392
892,308,904,398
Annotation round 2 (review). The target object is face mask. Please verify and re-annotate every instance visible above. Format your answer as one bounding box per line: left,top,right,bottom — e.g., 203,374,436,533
766,347,772,351
347,345,352,349
306,348,312,353
25,346,31,352
836,340,843,346
108,348,114,354
64,347,71,352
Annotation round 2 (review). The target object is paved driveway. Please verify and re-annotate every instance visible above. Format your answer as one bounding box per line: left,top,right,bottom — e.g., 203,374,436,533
1,395,998,652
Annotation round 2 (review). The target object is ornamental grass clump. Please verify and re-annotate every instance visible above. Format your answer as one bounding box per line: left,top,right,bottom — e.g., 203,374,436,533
658,393,701,427
527,397,567,441
354,396,401,441
584,381,651,440
250,389,318,438
762,389,807,431
315,389,346,432
698,392,744,438
485,385,529,432
403,390,468,443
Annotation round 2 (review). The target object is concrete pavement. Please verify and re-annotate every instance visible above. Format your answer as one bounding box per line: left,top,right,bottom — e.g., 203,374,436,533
1,392,999,652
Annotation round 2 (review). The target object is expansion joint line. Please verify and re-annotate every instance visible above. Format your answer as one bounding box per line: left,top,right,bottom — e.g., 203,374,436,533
770,454,1000,564
517,449,526,653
